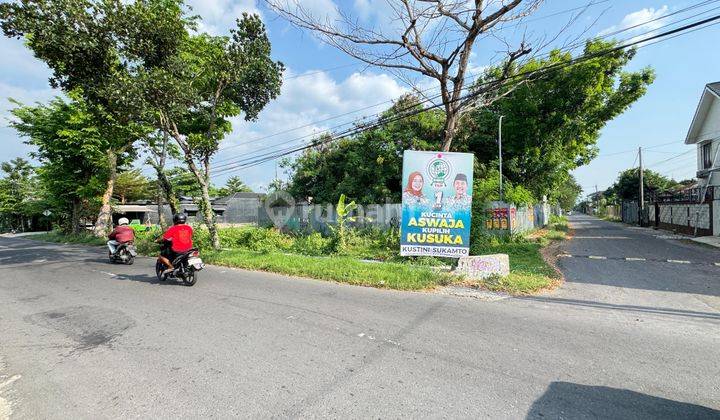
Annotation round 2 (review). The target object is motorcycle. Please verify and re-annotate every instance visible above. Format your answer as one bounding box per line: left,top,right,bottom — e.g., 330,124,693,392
155,246,204,286
108,241,137,265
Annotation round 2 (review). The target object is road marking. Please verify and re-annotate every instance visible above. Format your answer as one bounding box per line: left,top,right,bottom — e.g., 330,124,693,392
625,257,646,261
715,263,720,267
588,256,607,260
557,254,572,258
667,259,691,264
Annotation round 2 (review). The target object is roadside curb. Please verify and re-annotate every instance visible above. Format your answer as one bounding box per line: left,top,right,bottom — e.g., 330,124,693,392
437,286,509,301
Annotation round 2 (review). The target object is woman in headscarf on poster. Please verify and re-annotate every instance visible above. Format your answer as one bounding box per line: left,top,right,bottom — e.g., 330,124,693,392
402,171,429,207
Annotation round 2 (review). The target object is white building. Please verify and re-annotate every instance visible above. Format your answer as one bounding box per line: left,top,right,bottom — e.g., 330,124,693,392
685,82,720,186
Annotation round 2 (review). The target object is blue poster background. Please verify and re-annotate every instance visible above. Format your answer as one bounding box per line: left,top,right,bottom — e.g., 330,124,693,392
400,150,474,258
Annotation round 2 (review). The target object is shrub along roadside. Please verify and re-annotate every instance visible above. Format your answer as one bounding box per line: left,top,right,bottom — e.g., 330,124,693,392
24,220,567,294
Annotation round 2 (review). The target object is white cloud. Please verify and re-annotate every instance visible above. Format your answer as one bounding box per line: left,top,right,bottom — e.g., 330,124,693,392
599,6,669,37
187,0,260,35
209,68,407,187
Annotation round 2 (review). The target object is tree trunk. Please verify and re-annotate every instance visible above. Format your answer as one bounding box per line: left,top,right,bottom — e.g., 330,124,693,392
71,199,82,234
154,167,178,215
93,150,118,237
198,178,220,250
157,194,166,229
441,109,458,152
165,123,220,249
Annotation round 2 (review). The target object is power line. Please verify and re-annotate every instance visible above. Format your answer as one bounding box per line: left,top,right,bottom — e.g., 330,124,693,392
277,0,615,81
645,149,696,167
211,0,720,162
211,14,720,177
212,13,720,177
211,5,720,175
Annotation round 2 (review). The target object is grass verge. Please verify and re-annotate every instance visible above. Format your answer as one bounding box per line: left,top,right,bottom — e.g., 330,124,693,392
204,249,452,291
467,225,567,295
468,242,561,294
26,231,107,246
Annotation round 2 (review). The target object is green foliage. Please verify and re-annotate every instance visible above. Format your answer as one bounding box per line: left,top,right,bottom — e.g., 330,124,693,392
552,176,583,210
606,168,679,201
0,157,39,230
459,39,655,200
473,168,535,205
114,169,153,203
284,95,444,204
215,176,253,196
327,194,357,251
9,95,115,232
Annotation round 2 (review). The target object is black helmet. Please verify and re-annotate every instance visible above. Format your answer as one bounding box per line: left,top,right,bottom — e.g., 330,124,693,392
173,213,187,225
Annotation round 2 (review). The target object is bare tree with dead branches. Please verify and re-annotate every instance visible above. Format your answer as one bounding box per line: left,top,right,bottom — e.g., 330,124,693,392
264,0,556,151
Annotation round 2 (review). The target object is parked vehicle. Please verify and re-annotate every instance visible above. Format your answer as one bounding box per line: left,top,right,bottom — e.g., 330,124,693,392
155,247,204,286
108,242,137,265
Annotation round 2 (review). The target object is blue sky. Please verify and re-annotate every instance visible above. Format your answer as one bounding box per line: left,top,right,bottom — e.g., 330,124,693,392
1,0,718,198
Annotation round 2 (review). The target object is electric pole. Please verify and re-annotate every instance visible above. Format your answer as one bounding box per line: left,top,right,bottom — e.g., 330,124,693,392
638,147,644,226
498,115,504,202
595,185,598,214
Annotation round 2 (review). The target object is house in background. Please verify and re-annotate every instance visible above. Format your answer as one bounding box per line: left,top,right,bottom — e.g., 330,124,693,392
111,192,266,226
685,82,720,186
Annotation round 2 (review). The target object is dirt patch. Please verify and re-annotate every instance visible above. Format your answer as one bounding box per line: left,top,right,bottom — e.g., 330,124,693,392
24,305,135,351
538,228,573,291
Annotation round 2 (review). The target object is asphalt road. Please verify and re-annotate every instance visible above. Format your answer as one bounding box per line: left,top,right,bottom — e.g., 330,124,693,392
0,216,719,419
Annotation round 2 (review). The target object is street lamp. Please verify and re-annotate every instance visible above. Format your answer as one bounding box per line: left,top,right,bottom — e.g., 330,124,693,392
498,115,504,202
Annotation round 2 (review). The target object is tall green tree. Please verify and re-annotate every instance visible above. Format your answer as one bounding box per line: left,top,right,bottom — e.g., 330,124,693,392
9,96,111,233
0,157,36,230
606,169,679,201
285,95,444,204
154,16,284,248
0,0,178,235
459,39,655,199
552,176,583,210
113,169,153,204
216,176,252,196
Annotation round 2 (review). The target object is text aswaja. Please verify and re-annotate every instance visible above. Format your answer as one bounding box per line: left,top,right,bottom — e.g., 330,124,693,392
405,212,465,245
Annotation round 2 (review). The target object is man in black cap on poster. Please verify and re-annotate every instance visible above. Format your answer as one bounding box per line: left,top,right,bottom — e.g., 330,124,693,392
444,173,472,210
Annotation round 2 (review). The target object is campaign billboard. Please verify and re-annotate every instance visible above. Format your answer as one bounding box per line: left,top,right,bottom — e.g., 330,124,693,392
400,150,474,258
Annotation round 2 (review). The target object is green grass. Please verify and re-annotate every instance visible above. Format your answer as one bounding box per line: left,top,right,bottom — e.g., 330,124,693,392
27,231,107,246
204,249,452,290
469,242,560,294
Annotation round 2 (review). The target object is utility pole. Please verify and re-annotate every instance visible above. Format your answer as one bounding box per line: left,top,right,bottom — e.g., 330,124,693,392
595,185,598,214
638,147,644,226
498,115,504,202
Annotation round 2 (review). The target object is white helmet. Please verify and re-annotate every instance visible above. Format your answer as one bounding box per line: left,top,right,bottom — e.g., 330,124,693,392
118,217,129,226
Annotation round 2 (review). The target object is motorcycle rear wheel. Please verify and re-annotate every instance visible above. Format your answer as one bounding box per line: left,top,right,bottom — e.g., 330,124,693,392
155,260,167,281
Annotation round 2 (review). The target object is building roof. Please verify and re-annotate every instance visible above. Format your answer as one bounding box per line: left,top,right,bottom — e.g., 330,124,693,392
686,82,720,144
708,82,720,97
113,204,157,213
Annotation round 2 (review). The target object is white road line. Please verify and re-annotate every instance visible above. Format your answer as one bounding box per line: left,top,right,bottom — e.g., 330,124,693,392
714,263,720,267
557,254,572,258
625,257,646,261
588,256,607,260
667,259,691,264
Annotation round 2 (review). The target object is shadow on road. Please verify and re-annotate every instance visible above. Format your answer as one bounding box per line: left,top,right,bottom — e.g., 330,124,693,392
111,273,188,287
517,296,720,321
0,238,105,269
527,381,719,419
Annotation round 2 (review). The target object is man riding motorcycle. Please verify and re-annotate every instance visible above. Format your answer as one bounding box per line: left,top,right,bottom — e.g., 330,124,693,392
156,213,194,275
107,217,135,256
